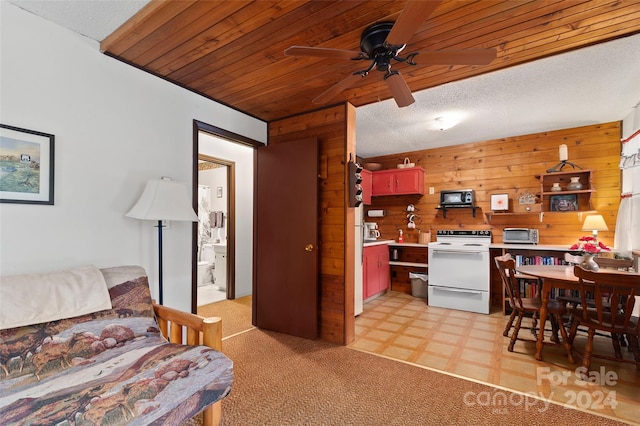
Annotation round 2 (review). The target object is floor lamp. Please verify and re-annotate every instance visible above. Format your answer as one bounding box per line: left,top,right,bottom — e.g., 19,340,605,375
126,177,198,305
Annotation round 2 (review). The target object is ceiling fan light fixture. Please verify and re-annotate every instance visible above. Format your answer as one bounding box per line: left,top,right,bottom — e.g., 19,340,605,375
284,0,495,109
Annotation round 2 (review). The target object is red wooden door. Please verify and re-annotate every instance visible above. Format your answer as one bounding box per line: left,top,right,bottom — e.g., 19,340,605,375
363,247,375,298
363,244,390,297
377,246,390,292
254,138,319,339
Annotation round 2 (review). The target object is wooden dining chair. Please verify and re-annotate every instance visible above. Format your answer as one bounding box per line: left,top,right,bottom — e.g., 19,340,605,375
494,254,573,362
559,256,635,352
568,266,640,375
594,256,635,271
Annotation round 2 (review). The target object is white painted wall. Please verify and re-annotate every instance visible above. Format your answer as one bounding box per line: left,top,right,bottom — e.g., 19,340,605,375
199,133,254,298
0,3,267,312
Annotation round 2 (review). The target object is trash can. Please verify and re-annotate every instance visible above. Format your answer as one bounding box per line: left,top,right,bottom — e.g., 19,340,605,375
409,272,428,299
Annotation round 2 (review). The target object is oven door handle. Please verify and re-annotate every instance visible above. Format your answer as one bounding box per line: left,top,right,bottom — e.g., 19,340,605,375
434,287,484,295
431,249,483,255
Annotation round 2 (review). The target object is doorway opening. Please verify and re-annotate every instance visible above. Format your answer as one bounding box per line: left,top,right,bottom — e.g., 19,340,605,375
192,120,261,315
196,157,233,306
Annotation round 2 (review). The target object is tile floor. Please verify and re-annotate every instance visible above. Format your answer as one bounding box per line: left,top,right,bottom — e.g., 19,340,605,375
197,284,227,306
352,291,640,424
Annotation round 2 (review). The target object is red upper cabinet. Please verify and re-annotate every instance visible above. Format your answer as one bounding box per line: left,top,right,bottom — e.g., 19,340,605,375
371,171,395,196
371,167,425,196
361,169,372,205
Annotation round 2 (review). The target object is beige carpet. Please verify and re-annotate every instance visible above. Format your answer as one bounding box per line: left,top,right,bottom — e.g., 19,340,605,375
197,295,254,338
187,329,628,426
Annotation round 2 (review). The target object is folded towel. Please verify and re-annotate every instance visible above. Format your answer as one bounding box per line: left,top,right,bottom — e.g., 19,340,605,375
210,211,224,228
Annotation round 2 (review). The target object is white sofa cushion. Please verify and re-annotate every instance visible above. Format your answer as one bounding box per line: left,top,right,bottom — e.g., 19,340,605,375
0,265,112,330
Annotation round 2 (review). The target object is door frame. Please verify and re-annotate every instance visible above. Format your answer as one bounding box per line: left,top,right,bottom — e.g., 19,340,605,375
192,120,263,313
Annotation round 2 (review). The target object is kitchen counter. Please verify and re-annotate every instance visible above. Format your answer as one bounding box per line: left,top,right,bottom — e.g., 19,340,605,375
389,261,428,267
363,239,395,247
388,242,430,248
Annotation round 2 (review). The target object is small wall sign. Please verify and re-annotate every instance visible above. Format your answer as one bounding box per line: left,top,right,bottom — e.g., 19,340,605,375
491,193,509,211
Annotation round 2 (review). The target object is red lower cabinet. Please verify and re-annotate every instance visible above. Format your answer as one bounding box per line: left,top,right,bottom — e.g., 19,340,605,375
363,244,390,299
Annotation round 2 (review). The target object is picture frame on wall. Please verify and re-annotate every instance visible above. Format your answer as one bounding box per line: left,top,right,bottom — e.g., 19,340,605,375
549,194,578,211
0,124,55,205
490,193,509,211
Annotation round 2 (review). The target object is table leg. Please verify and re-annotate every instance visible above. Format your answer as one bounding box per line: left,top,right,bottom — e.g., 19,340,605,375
535,285,550,361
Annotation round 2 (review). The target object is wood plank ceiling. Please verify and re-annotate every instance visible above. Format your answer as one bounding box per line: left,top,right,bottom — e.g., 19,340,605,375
101,0,640,122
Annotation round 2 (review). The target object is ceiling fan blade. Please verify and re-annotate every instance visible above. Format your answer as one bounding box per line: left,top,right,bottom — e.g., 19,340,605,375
385,0,442,47
313,73,365,105
417,48,497,65
285,46,362,60
385,72,415,108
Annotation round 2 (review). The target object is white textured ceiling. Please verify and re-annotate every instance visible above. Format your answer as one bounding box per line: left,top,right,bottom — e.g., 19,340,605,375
357,33,640,158
8,0,149,42
9,1,640,159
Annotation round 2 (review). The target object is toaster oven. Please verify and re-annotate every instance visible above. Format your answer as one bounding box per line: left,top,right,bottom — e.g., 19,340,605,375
503,228,539,244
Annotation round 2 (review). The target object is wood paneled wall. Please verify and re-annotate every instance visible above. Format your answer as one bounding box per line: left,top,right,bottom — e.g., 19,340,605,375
269,104,355,344
363,122,622,248
266,116,620,345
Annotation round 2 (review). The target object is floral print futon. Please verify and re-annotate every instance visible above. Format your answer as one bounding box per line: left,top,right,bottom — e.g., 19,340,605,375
0,266,233,425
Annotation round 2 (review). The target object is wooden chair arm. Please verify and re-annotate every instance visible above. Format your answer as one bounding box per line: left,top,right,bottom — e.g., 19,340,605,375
152,303,224,425
152,303,222,351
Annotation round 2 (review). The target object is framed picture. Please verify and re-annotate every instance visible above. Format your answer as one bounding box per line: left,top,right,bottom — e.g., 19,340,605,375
0,124,55,205
490,193,509,211
549,194,578,211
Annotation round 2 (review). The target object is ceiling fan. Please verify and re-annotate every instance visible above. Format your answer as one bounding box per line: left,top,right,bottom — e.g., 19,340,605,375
285,1,497,107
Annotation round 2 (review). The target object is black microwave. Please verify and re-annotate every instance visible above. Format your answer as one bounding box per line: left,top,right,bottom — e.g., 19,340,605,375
440,189,474,206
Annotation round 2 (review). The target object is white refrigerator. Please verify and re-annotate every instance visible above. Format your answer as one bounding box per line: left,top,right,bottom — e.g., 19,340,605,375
354,204,364,316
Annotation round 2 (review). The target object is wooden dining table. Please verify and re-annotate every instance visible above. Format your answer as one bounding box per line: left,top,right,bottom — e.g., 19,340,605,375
514,264,639,362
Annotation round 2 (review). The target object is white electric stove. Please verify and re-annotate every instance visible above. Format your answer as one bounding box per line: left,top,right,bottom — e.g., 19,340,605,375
427,230,492,314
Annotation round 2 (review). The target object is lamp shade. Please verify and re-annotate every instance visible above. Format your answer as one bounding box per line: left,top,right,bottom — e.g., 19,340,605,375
581,214,608,232
126,178,198,222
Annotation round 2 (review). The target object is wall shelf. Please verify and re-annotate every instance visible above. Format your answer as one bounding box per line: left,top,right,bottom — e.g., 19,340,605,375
486,210,597,223
486,211,544,222
536,170,595,212
436,205,479,218
486,170,596,223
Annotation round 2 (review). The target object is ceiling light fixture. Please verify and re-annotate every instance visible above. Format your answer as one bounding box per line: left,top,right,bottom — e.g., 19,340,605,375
426,115,462,131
